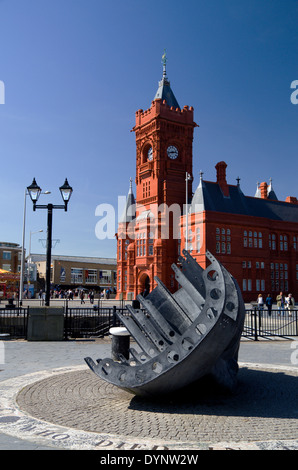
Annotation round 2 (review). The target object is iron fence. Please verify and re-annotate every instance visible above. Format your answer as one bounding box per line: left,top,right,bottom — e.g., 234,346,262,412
65,305,298,341
0,306,29,339
64,304,131,339
243,308,298,340
0,303,297,341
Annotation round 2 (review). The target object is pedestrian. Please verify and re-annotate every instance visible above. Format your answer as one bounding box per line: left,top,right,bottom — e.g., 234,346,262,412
80,290,85,304
89,290,94,304
276,292,284,315
286,293,295,316
257,293,264,308
265,293,273,316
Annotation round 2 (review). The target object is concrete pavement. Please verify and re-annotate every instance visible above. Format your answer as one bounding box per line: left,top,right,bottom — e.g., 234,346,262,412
0,338,297,450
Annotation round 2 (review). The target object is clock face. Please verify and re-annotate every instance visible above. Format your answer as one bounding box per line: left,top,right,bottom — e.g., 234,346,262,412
167,145,179,159
147,147,153,161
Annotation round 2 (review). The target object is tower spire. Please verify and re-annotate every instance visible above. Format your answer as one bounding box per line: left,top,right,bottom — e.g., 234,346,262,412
154,50,180,109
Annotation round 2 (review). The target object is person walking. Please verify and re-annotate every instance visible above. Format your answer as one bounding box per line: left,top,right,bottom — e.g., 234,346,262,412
80,290,85,304
265,293,273,316
286,293,295,316
276,292,284,315
257,294,264,315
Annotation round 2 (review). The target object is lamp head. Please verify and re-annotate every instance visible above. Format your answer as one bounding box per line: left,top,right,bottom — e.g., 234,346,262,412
59,178,73,210
27,178,42,210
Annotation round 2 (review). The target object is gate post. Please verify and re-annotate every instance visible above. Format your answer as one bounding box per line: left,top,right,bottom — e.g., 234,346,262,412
253,307,258,341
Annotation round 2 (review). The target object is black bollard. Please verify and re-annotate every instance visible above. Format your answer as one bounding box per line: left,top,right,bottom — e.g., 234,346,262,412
109,327,130,361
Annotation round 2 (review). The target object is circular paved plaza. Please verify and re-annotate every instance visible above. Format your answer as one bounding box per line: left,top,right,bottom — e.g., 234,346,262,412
16,364,298,449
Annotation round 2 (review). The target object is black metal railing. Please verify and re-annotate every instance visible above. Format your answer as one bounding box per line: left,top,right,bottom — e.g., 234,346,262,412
64,303,131,339
0,302,297,341
0,306,29,339
243,308,298,341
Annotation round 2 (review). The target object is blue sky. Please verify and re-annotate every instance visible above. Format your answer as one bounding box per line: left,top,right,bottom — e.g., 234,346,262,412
0,0,297,260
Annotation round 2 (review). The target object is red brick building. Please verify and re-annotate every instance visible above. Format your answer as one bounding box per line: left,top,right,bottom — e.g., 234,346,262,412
183,161,298,302
116,59,298,302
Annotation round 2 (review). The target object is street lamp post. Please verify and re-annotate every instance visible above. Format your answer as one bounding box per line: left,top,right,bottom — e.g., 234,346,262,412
27,178,73,306
19,189,50,306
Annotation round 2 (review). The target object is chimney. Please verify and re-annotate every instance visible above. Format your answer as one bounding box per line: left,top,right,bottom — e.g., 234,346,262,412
215,161,229,197
259,182,268,199
285,196,298,204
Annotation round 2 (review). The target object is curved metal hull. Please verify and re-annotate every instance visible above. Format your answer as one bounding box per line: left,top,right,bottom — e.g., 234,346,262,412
85,251,245,396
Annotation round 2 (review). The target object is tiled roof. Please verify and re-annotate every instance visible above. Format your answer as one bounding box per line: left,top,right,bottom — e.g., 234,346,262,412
190,180,298,222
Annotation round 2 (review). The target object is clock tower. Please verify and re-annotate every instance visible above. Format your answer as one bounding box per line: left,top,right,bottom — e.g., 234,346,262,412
117,54,198,299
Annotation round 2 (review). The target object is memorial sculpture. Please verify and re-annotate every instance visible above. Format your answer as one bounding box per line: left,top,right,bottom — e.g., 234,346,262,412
85,250,245,397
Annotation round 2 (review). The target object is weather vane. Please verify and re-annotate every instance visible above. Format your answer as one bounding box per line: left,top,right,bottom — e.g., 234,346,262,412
162,49,167,78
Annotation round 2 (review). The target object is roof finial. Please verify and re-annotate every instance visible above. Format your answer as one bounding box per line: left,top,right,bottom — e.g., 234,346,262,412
162,49,167,79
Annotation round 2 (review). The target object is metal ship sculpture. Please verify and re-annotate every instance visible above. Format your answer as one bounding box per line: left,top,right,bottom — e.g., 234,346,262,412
85,251,245,397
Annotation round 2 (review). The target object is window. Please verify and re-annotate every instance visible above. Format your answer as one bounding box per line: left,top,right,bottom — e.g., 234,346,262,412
142,181,150,198
125,240,129,260
255,261,265,270
270,263,288,292
71,268,83,284
269,234,276,250
216,227,231,254
256,279,265,292
244,231,262,248
136,232,146,257
284,235,287,250
196,227,201,253
100,270,112,284
85,269,97,284
187,228,194,252
148,232,154,256
2,251,11,260
261,280,265,291
280,235,288,251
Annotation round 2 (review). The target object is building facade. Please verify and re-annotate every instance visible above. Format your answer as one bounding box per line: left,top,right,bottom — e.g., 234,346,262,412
183,161,298,302
0,242,22,273
31,254,117,294
116,58,298,303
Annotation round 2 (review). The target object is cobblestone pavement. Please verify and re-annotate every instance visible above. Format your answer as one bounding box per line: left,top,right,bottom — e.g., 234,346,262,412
0,339,297,450
16,365,298,447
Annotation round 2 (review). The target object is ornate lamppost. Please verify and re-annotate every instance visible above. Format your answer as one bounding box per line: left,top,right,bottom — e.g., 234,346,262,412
27,178,73,306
